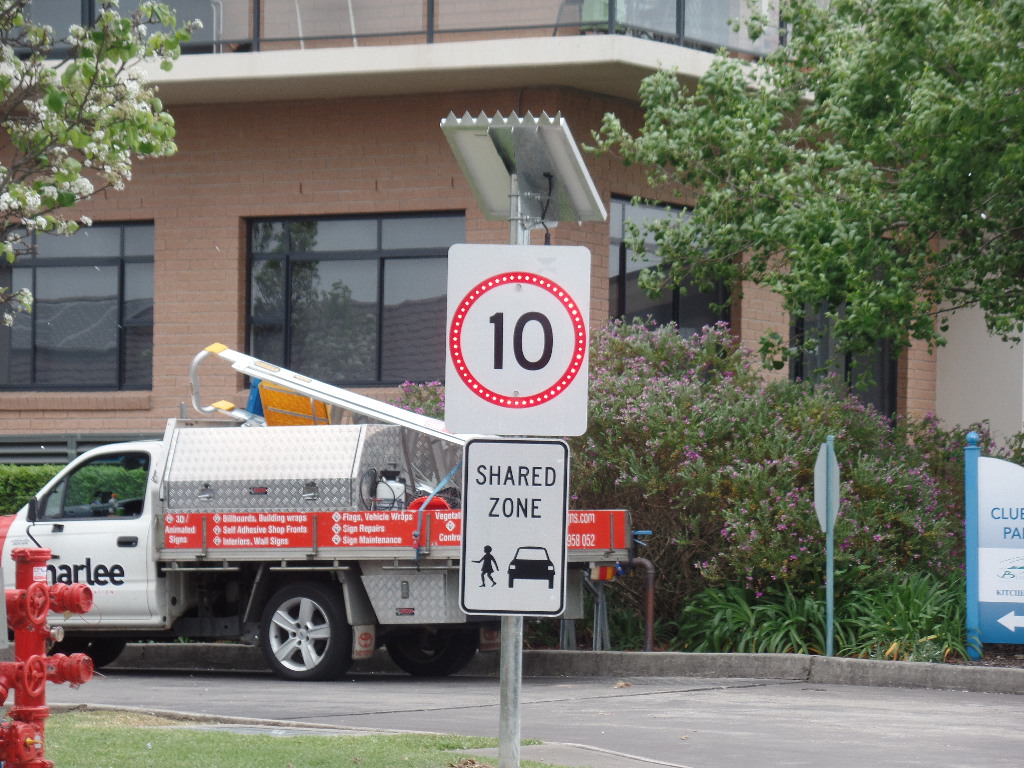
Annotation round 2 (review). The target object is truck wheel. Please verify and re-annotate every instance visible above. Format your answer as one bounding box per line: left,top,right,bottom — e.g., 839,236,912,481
51,637,127,669
385,627,479,677
259,582,352,681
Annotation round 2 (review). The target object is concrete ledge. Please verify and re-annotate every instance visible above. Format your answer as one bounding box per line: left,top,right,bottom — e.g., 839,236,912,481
807,655,1024,695
518,650,813,680
112,643,265,672
106,644,1024,695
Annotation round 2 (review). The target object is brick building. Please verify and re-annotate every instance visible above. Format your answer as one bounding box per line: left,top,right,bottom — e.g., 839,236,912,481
2,0,1012,462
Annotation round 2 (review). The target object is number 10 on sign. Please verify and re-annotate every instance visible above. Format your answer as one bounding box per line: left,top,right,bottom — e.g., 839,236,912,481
444,244,591,436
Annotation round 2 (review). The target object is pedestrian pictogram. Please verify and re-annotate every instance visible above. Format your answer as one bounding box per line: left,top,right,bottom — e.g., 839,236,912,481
474,545,500,587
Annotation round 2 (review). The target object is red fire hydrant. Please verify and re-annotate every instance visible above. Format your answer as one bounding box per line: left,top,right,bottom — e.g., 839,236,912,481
0,548,94,768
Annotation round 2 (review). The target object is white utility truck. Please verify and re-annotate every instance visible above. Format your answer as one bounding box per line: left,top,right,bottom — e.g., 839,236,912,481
0,345,631,680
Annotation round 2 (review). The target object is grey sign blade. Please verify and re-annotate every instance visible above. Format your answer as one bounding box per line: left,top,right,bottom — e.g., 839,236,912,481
826,445,840,527
814,443,828,532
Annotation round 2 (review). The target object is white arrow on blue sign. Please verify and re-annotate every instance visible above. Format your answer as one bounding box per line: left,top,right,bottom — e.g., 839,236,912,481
973,455,1024,644
997,611,1024,632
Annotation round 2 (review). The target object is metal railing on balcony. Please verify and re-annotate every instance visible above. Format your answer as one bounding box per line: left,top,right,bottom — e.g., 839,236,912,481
26,0,778,57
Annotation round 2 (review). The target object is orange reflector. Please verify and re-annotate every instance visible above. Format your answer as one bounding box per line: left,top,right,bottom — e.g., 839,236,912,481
260,381,331,426
590,565,617,581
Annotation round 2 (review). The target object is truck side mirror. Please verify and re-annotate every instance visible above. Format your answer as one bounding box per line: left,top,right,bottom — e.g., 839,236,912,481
26,497,38,522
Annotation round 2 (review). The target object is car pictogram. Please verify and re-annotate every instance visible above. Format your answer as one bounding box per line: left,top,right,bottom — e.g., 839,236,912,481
508,546,555,588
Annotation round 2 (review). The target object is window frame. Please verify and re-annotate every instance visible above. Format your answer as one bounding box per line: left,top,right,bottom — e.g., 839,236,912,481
0,222,155,392
608,197,729,334
41,450,150,521
790,308,898,417
247,212,462,387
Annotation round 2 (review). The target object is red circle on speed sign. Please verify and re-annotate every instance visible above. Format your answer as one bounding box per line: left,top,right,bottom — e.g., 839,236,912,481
448,271,587,408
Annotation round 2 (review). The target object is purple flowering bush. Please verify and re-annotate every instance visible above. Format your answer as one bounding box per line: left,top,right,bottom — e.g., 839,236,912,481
394,319,998,632
568,320,995,621
392,380,445,418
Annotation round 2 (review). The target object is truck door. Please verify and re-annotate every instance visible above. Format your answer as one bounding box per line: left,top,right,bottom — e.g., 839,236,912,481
23,450,155,622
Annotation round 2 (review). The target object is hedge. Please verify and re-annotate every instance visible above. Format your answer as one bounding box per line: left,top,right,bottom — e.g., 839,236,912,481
0,465,63,516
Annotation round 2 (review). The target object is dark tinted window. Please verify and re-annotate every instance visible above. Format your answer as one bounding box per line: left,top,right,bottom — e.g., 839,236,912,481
0,223,154,390
248,214,462,385
608,198,727,336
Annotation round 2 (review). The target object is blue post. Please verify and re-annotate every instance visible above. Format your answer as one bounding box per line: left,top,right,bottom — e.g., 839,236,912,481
964,431,982,660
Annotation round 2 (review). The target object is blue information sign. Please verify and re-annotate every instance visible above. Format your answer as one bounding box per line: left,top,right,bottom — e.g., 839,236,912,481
965,432,1024,652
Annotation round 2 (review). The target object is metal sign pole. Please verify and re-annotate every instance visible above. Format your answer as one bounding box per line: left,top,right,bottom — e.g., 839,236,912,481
498,614,523,768
442,113,605,767
498,171,528,768
461,438,568,766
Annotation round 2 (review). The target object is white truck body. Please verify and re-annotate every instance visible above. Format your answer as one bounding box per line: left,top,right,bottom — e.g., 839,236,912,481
0,345,631,680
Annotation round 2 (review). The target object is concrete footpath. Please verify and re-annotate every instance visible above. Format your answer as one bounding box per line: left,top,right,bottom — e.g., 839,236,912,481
108,641,1024,695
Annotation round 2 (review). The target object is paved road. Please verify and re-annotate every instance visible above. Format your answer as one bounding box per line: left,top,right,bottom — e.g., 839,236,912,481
47,667,1023,768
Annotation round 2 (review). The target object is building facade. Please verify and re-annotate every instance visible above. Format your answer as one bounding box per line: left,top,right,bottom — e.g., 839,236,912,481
1,0,964,462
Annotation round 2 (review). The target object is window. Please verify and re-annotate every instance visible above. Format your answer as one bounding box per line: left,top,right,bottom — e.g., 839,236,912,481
248,214,464,385
791,306,897,417
608,198,728,335
41,451,150,521
22,0,82,33
24,1,215,53
0,223,154,390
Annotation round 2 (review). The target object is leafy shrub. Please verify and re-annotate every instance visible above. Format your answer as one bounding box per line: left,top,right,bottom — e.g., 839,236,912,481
568,319,995,618
841,571,972,661
675,583,851,655
391,380,444,418
394,319,1000,628
0,464,62,515
671,572,971,661
567,320,763,613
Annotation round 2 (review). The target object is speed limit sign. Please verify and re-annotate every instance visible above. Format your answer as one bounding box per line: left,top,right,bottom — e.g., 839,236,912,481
444,244,591,436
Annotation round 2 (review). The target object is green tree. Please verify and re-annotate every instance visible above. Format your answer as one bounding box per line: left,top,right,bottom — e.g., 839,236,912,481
593,0,1024,369
0,0,194,325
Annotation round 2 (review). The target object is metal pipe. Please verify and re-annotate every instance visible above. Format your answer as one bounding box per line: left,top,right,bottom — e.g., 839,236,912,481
188,348,217,415
628,557,655,652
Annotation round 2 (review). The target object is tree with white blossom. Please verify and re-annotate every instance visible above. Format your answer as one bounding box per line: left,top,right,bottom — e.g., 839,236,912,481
0,0,194,326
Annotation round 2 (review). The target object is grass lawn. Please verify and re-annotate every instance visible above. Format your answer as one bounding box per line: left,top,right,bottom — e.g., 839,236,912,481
43,709,566,768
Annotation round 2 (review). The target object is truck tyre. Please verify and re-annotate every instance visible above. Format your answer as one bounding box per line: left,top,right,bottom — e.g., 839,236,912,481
51,637,127,669
259,582,352,681
385,627,479,677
